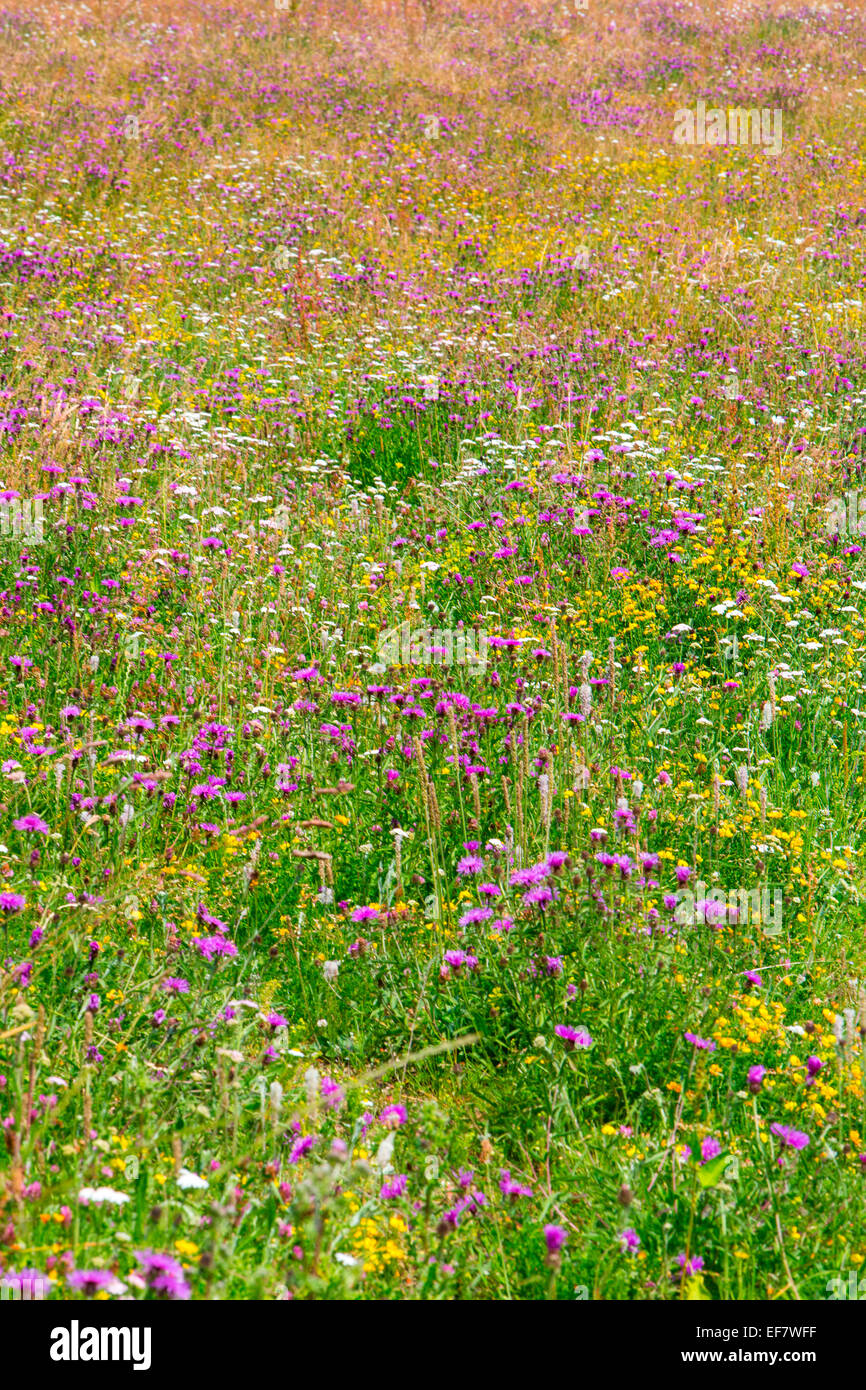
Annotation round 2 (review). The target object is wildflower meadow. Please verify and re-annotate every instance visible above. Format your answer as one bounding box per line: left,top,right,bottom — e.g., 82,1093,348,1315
2,0,866,1331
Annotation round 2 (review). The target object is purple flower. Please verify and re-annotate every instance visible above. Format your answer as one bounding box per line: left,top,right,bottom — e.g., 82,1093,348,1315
543,1223,567,1256
748,1064,766,1093
380,1174,408,1199
684,1031,716,1052
0,893,26,913
459,906,493,927
380,1104,407,1128
68,1269,124,1296
770,1123,809,1151
700,1137,722,1163
135,1249,190,1300
499,1169,533,1199
676,1253,704,1278
162,977,190,994
320,1076,344,1109
555,1024,593,1051
289,1135,315,1163
509,863,550,887
350,905,379,923
524,885,555,907
193,935,237,961
13,814,49,834
619,1228,640,1253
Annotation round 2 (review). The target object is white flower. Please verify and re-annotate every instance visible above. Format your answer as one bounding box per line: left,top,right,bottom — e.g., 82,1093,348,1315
176,1169,208,1190
269,1081,283,1119
79,1186,130,1206
373,1132,395,1170
323,959,340,983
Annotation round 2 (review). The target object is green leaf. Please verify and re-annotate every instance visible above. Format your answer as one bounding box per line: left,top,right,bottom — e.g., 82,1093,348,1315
696,1151,731,1188
682,1273,712,1300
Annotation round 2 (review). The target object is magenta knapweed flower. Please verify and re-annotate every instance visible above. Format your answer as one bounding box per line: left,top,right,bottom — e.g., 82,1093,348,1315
68,1269,123,1296
320,1076,344,1109
748,1064,766,1092
524,885,555,906
499,1170,533,1198
555,1024,593,1050
619,1228,640,1253
546,851,570,871
264,1013,289,1030
135,1250,190,1300
350,905,379,923
700,1137,722,1163
0,893,26,913
770,1123,809,1150
13,814,49,834
193,935,237,961
676,1254,704,1278
442,949,479,977
380,1174,408,1199
684,1032,716,1052
459,906,493,927
510,863,549,887
380,1104,407,1128
544,1224,567,1256
289,1135,315,1163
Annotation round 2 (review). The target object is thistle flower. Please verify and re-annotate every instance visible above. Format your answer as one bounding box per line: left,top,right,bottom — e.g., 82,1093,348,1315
12,814,49,834
770,1123,809,1151
543,1224,567,1258
555,1024,593,1050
